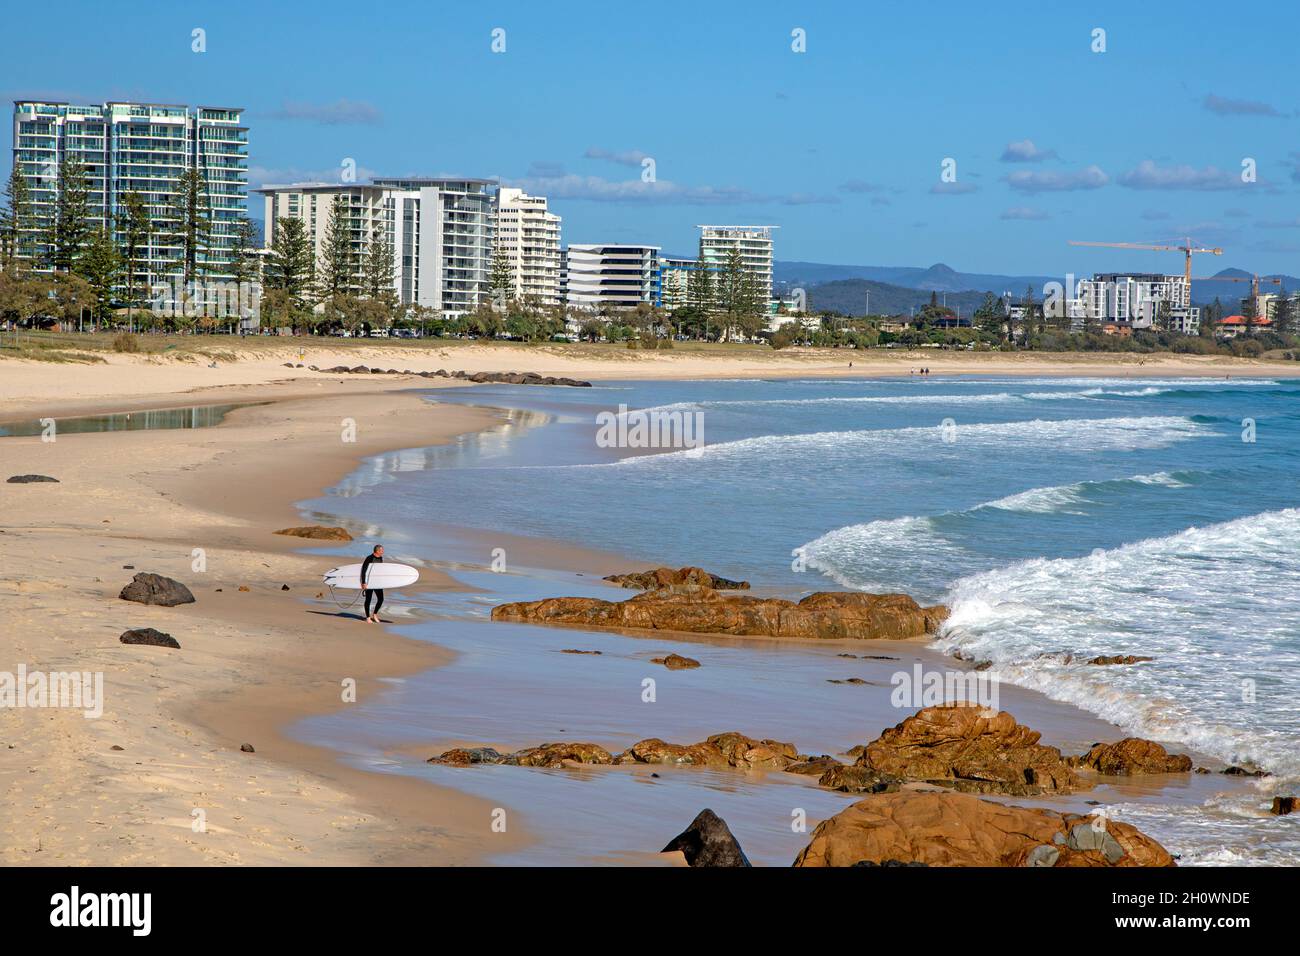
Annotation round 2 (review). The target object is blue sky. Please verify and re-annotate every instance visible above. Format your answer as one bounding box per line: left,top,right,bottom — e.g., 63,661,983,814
5,0,1300,277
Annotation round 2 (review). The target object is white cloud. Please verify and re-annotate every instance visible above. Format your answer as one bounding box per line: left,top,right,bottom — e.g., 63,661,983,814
1118,160,1248,191
1000,139,1058,163
1006,165,1108,193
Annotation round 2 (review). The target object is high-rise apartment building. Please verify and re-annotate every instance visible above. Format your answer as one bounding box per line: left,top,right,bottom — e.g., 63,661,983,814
697,225,776,305
495,187,561,305
256,182,401,300
372,178,495,316
564,244,661,310
10,100,248,284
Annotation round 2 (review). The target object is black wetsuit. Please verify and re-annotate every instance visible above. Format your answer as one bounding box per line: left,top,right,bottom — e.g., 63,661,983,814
361,553,384,617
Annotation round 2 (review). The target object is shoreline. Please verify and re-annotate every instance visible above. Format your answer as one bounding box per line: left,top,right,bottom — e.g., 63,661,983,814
3,345,1299,421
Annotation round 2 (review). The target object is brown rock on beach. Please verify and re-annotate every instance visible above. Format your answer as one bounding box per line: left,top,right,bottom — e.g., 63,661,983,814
491,584,948,641
855,704,1084,795
793,791,1175,867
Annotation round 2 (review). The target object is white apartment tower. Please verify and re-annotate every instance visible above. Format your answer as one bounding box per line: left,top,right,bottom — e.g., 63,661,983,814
698,225,776,304
565,244,661,310
495,187,562,305
258,178,498,317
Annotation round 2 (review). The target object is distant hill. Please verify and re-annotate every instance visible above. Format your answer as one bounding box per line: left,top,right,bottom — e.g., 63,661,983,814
1192,268,1300,307
774,260,1055,297
774,259,1300,316
805,279,991,318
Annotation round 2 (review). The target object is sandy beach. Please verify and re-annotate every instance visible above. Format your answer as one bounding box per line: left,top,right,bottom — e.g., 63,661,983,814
1,343,1291,866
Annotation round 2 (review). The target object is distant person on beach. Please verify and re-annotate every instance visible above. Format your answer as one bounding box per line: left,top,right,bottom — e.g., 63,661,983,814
361,545,385,622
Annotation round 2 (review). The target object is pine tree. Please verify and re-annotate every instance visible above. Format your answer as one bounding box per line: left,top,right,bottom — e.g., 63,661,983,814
264,216,314,331
173,167,211,285
47,156,91,272
1242,293,1257,337
488,245,515,309
361,225,397,326
319,194,355,301
1,166,34,268
1273,294,1294,337
115,190,151,326
79,228,122,325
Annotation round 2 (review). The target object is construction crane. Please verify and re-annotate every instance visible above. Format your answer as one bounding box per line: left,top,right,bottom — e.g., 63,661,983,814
1192,273,1281,300
1069,238,1223,287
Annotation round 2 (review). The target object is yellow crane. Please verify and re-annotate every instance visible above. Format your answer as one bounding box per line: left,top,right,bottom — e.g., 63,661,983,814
1069,238,1223,287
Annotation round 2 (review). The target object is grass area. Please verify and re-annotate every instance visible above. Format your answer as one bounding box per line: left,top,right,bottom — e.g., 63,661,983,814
0,331,789,364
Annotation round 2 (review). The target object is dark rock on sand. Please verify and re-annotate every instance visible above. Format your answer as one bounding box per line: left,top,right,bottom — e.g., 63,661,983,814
662,809,751,867
604,566,750,591
1271,796,1297,816
854,704,1084,795
651,653,700,670
273,525,353,541
119,628,180,649
492,584,948,641
793,791,1174,867
240,743,255,753
119,573,196,607
1073,738,1192,775
7,474,59,483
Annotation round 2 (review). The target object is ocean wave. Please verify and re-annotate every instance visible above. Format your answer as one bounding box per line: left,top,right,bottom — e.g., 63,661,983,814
622,415,1216,466
938,508,1300,777
799,470,1202,587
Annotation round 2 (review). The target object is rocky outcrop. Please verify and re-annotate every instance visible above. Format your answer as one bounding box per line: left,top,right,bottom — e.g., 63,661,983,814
1087,655,1155,666
1074,738,1193,775
427,747,505,766
118,573,196,607
505,742,613,768
1272,796,1296,816
818,765,902,794
651,653,700,670
792,791,1175,867
604,566,750,591
662,809,751,867
614,732,800,771
317,366,591,387
119,627,180,649
273,525,353,541
854,704,1083,795
492,584,948,641
6,474,59,483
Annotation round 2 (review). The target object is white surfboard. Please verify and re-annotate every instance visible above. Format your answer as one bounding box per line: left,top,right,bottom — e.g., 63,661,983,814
322,562,420,590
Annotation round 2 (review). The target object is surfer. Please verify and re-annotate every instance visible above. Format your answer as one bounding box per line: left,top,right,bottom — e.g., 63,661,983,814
361,545,385,622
